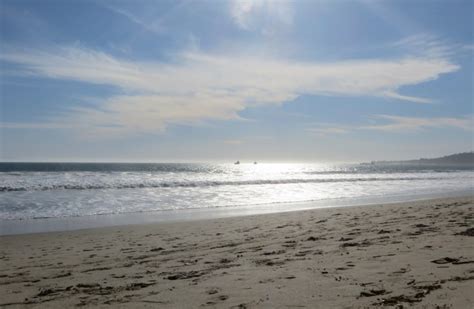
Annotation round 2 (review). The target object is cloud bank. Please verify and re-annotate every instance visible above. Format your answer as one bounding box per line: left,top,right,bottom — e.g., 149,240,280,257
0,43,460,136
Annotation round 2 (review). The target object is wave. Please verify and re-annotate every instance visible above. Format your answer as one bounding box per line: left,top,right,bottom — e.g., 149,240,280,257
0,176,442,192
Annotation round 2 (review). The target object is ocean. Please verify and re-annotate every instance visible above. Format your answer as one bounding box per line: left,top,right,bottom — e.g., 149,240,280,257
0,162,473,234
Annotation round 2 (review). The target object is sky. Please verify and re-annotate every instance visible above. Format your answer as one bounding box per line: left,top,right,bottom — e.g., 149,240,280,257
0,0,473,163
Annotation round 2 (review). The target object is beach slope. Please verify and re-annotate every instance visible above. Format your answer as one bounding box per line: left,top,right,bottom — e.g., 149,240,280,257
1,196,473,308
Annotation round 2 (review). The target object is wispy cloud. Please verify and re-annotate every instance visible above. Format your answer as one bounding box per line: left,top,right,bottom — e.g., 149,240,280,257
307,126,351,137
308,115,473,136
383,92,435,104
362,115,474,132
391,34,459,58
230,0,294,33
464,44,474,51
0,40,460,136
0,122,74,129
104,5,165,34
222,139,244,145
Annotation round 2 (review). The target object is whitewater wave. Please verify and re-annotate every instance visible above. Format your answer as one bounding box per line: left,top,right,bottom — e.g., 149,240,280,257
0,176,442,192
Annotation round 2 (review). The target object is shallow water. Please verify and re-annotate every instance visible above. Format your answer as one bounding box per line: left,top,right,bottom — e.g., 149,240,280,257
1,163,472,225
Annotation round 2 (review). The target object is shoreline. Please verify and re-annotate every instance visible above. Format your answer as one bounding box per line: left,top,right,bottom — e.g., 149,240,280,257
1,195,473,308
1,189,471,236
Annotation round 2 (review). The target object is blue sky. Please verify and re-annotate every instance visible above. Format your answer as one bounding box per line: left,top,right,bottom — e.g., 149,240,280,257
0,0,473,162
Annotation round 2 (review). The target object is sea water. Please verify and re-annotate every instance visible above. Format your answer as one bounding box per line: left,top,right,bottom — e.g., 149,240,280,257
0,162,472,234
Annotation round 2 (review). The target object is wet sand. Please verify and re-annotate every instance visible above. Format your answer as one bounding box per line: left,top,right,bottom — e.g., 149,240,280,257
1,196,473,308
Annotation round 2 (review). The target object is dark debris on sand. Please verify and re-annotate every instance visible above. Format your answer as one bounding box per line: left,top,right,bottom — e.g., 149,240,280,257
359,289,389,298
431,257,474,265
455,227,474,236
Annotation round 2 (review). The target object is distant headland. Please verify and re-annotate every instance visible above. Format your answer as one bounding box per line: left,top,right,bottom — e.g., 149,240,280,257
361,152,474,166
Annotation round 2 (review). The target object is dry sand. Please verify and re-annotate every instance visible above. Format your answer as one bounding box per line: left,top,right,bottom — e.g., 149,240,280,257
1,196,473,308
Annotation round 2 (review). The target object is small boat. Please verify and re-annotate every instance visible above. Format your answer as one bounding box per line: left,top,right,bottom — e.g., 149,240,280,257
234,160,240,165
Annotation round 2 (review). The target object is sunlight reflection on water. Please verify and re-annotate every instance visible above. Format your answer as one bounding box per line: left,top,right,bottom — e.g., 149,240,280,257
0,163,473,220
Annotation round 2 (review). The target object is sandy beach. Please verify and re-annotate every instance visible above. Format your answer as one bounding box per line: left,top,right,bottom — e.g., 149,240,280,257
1,196,473,308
